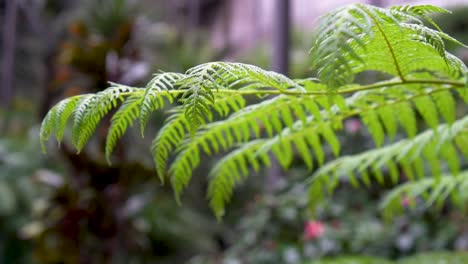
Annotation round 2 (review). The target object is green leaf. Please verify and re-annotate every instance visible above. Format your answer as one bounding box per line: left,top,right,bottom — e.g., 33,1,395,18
105,94,142,163
361,111,385,146
413,96,438,130
433,90,456,124
397,102,417,138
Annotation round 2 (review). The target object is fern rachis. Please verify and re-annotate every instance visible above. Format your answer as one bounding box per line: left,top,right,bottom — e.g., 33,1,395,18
40,4,468,218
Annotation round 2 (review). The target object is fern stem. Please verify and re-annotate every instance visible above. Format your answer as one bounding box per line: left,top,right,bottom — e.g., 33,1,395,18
339,82,464,125
364,7,406,81
120,79,465,101
117,79,464,98
338,79,465,94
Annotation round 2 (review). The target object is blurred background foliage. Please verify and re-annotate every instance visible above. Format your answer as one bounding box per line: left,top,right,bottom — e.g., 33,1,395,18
1,0,468,263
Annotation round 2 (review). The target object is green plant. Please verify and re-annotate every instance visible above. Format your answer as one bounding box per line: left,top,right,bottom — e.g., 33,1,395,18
40,4,468,219
307,251,468,264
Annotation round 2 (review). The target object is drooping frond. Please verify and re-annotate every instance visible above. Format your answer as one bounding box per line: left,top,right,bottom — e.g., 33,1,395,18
140,72,184,135
165,81,330,197
308,115,468,210
203,78,467,213
71,84,141,152
381,171,468,219
151,62,297,147
105,94,142,163
53,96,84,143
168,96,284,199
40,95,84,152
40,3,468,217
205,80,463,180
151,107,188,182
207,140,271,218
153,91,247,184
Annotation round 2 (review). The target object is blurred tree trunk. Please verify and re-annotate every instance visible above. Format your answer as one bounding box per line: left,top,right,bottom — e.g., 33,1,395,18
188,0,200,47
1,0,18,107
166,0,181,36
1,0,18,132
272,0,290,75
369,0,383,7
188,0,200,28
268,0,290,192
252,0,261,44
222,0,231,51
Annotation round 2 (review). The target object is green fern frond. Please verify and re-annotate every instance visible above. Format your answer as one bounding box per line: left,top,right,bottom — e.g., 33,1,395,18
140,72,184,135
152,92,246,184
151,107,189,182
54,96,84,143
40,104,57,152
168,95,293,200
184,62,299,91
308,115,468,209
40,94,89,152
247,82,459,171
39,3,468,218
207,140,271,218
72,84,140,152
390,5,450,31
381,171,468,219
310,4,373,88
177,62,302,132
311,4,465,88
204,81,462,211
105,94,143,163
167,80,327,200
180,85,215,131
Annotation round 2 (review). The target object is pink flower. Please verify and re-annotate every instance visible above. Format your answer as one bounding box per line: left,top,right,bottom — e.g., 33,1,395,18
345,119,362,133
401,196,413,207
304,220,325,240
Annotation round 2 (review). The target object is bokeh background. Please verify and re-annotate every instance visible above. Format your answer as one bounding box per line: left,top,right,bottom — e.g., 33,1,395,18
1,0,468,263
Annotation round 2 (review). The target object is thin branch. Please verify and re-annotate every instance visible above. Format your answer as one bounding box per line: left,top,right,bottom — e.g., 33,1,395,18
113,78,465,98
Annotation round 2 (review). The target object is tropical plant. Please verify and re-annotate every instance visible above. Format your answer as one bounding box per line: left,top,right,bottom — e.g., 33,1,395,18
308,251,468,264
40,3,468,220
